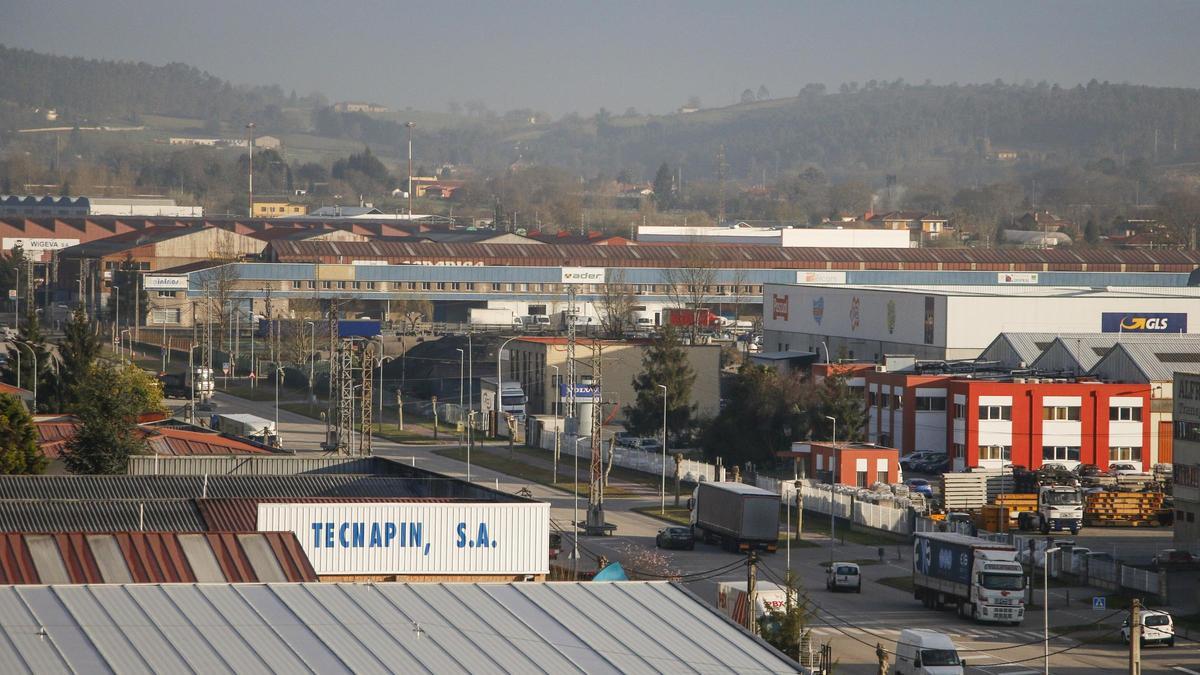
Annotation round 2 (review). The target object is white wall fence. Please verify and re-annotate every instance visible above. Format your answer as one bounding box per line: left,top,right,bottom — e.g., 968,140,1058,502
534,430,718,484
1010,533,1167,599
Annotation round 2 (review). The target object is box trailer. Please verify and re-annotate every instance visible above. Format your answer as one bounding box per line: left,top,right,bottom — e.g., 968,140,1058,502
912,532,1026,624
689,481,780,552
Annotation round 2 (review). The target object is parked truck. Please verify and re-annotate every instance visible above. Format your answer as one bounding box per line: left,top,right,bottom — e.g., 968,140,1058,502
158,366,215,401
467,308,520,327
210,413,281,448
664,307,724,329
689,481,780,552
479,376,527,429
1016,484,1085,534
716,581,788,629
912,532,1026,625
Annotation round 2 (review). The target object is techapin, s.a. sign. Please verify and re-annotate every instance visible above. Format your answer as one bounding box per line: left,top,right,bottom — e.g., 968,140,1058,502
257,502,549,576
1101,312,1187,333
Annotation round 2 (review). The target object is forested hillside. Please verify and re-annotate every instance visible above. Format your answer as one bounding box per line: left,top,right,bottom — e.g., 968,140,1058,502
0,45,320,124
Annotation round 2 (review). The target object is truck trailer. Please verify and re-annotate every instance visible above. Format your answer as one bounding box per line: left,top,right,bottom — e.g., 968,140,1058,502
467,308,521,327
716,581,788,630
912,532,1026,625
210,413,281,448
689,481,780,552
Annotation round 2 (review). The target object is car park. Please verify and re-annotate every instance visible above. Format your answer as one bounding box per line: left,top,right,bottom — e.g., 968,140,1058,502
1123,609,1174,647
825,562,862,592
655,526,695,550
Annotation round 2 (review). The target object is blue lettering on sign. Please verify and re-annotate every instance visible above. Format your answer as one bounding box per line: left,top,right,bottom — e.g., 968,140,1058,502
1101,312,1187,333
308,520,499,556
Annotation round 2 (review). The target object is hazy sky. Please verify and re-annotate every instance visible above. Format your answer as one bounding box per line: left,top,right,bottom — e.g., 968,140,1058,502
6,0,1200,116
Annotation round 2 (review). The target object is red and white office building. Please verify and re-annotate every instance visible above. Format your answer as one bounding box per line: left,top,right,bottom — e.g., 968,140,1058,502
864,370,1153,472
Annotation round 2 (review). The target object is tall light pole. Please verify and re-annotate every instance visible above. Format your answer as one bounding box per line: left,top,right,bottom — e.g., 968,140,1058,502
405,121,415,216
1043,546,1061,675
14,341,35,412
378,354,395,432
825,414,837,563
550,364,560,484
305,321,316,403
573,435,584,578
274,366,285,445
456,347,465,450
496,336,520,437
657,383,668,513
112,284,120,348
246,122,256,217
120,329,131,362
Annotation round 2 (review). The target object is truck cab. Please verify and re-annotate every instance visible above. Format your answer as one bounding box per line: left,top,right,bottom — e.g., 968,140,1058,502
1018,485,1084,534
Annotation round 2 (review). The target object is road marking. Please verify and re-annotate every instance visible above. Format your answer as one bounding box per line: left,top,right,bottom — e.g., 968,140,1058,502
1172,667,1200,675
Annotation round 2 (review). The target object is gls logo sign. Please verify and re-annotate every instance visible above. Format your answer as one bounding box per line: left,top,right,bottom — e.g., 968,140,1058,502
1102,312,1187,333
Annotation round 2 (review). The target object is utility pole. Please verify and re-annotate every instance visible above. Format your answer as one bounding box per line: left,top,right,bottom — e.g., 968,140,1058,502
1129,598,1141,675
405,121,415,216
746,551,759,635
716,144,727,226
246,122,256,217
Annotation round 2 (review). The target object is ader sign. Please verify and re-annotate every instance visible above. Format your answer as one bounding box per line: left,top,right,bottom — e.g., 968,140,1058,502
1101,312,1187,333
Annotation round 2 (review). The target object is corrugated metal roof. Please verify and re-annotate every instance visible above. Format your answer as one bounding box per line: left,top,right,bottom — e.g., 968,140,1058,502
197,497,464,532
0,500,206,531
0,582,800,673
142,428,269,456
126,455,413,476
1091,341,1200,382
0,475,436,501
0,532,315,584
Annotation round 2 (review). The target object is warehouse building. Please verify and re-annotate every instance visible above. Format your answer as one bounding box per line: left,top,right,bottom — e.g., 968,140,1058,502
0,195,203,218
764,283,1200,362
0,582,801,673
637,223,912,248
1173,372,1200,545
0,458,550,582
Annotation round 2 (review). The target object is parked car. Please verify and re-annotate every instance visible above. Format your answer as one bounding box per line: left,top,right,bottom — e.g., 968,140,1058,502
900,451,939,471
1154,549,1195,568
1123,609,1174,647
655,526,695,550
906,479,934,498
920,456,951,475
1109,462,1142,476
825,562,862,593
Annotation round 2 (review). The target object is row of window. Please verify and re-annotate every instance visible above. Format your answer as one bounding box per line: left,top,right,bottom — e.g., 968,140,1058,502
878,400,1140,422
280,280,768,295
1176,420,1200,443
947,445,1140,462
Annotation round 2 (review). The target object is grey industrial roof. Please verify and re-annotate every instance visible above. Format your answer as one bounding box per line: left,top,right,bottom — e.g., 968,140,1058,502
1091,341,1200,382
0,500,206,531
979,332,1059,367
0,475,439,501
0,582,799,674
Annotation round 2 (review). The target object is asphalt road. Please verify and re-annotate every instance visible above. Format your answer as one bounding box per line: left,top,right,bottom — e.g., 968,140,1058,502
199,392,1195,674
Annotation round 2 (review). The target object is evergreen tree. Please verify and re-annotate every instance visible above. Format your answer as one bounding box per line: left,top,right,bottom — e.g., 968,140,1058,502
701,364,810,465
1,308,51,412
812,372,867,442
107,254,149,328
757,571,810,660
623,327,695,440
1084,219,1100,245
0,392,46,474
652,162,675,211
62,362,162,474
53,306,101,410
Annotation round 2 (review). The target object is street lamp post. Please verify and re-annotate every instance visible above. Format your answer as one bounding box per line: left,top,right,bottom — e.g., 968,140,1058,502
305,321,316,403
657,383,668,513
120,329,132,361
456,348,465,450
112,284,120,348
573,435,584,577
274,366,286,447
496,336,520,437
378,354,395,433
405,122,415,216
550,364,559,484
13,341,35,411
825,414,837,563
1043,546,1062,675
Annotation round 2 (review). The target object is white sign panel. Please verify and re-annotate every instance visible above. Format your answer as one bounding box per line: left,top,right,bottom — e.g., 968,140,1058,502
143,275,188,290
257,502,549,576
795,271,847,284
2,237,79,251
997,272,1039,284
351,260,388,266
561,267,606,284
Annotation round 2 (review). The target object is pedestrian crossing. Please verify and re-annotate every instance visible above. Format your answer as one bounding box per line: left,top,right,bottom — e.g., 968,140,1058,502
804,624,1075,647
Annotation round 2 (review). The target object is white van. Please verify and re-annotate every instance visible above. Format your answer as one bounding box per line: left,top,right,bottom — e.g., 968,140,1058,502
825,562,862,593
894,629,964,675
1123,609,1174,647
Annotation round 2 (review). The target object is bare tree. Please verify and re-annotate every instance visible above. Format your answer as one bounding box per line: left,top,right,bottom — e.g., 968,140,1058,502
660,245,716,342
392,298,432,333
195,231,244,352
730,269,748,323
597,269,637,338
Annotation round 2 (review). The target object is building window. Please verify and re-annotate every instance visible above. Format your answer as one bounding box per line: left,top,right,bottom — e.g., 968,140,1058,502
915,396,946,411
421,282,431,290
876,469,888,484
337,281,347,289
1109,446,1142,462
953,403,965,419
980,445,1012,461
879,393,890,407
366,282,376,290
291,280,301,289
867,391,876,406
1042,405,1081,421
979,405,1012,421
436,282,446,290
1176,420,1200,442
352,281,361,289
321,281,332,289
491,283,501,291
155,290,176,298
1042,446,1081,462
306,281,316,289
856,471,869,488
1109,406,1142,421
893,393,903,408
451,282,461,290
952,443,965,458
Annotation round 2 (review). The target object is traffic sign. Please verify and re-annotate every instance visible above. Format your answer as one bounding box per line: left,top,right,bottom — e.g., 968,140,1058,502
222,362,230,375
248,372,256,379
1092,596,1106,611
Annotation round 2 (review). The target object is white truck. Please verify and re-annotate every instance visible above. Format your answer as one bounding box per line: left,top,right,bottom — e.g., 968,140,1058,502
467,307,520,327
716,581,788,629
913,532,1026,625
1016,484,1085,534
480,376,527,435
210,413,281,448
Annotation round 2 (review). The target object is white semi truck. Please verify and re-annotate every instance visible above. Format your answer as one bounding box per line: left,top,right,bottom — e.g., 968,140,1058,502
913,532,1027,625
210,413,281,448
1016,484,1085,534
